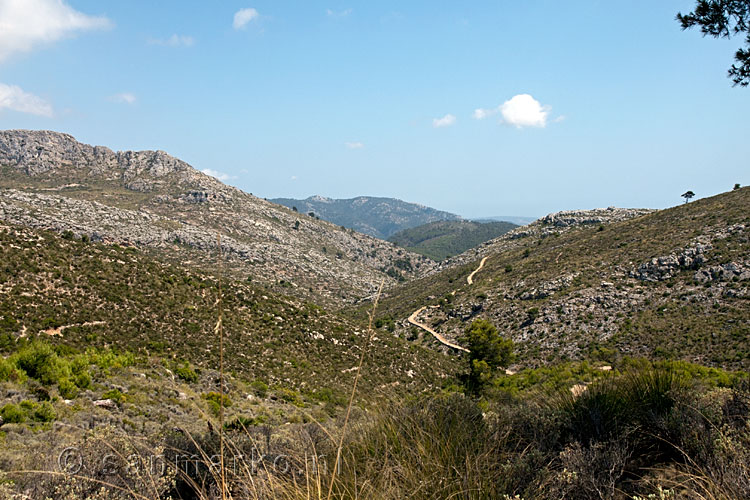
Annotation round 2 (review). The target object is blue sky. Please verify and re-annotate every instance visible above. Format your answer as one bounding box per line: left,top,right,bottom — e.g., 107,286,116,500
1,1,747,218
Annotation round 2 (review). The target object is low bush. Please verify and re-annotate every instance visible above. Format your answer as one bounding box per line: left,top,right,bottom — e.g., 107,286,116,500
13,342,70,385
102,388,125,404
203,391,232,417
250,380,268,398
175,361,199,383
57,378,79,399
0,403,25,424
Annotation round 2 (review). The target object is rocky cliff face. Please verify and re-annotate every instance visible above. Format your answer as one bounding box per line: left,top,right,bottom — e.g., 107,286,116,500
0,130,210,192
0,130,433,304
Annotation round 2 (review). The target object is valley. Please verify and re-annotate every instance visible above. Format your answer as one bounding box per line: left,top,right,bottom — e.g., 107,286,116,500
0,131,747,500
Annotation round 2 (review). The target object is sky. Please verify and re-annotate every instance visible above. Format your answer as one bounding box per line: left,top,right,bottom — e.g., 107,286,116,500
0,0,748,218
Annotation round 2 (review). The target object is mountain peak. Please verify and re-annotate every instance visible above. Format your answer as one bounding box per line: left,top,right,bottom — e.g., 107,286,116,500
307,194,332,203
0,129,224,194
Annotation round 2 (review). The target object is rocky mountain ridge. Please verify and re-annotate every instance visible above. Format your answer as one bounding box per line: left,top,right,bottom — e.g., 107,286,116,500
0,130,432,305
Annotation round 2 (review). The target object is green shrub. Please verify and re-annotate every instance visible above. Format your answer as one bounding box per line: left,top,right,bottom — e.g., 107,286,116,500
557,378,629,445
0,403,25,424
85,348,135,371
223,415,268,430
278,387,305,407
32,401,56,422
203,392,232,417
310,387,345,405
0,357,21,382
73,370,91,389
102,389,125,404
13,342,71,385
250,380,268,398
58,378,79,400
175,362,199,383
460,319,514,394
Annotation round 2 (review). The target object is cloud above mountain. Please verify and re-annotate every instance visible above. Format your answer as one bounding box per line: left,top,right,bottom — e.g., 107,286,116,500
0,83,53,117
0,0,111,62
201,168,234,182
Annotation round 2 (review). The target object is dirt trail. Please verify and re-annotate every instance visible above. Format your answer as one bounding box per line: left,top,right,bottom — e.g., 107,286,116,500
406,256,489,353
407,306,470,353
466,256,488,285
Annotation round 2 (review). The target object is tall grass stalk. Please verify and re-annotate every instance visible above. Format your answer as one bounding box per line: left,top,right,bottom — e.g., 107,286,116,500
326,279,384,500
217,233,227,500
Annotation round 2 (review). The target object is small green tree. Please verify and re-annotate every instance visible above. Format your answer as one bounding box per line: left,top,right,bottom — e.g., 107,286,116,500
734,183,741,190
461,319,514,394
681,190,695,204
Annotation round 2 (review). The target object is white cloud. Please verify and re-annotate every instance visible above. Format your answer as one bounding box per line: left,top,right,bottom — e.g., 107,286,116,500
148,34,194,47
290,175,298,181
110,92,136,104
474,94,553,128
0,83,53,116
499,94,549,128
432,114,456,128
202,169,234,182
345,141,364,149
0,0,111,62
233,8,259,30
327,8,352,17
472,107,496,120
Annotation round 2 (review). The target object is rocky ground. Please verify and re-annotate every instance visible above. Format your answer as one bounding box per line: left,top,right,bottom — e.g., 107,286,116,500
0,130,433,306
424,207,655,276
376,190,749,370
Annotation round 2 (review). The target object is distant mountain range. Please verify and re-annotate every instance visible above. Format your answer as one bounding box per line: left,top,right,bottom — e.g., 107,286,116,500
388,220,518,261
472,215,537,226
270,195,461,239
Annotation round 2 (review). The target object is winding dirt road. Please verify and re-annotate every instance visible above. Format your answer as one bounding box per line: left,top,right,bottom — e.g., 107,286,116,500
407,306,470,353
406,256,488,353
466,256,488,285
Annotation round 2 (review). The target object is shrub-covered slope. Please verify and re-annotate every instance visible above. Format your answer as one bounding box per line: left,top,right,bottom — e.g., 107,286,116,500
270,195,460,239
0,223,454,393
372,188,750,370
388,220,518,260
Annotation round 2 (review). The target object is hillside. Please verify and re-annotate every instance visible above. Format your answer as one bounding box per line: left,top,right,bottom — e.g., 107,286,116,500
270,195,460,239
388,220,518,260
0,130,433,305
0,222,453,393
371,190,750,370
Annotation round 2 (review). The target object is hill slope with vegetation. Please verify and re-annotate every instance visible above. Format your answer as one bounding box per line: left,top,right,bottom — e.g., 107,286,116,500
388,219,518,260
270,195,460,239
0,223,453,394
371,188,750,371
0,130,433,306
